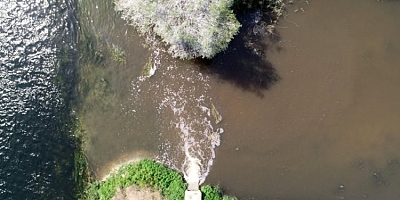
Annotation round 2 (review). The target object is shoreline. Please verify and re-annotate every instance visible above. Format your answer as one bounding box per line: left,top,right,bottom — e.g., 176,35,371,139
97,152,156,182
81,158,237,200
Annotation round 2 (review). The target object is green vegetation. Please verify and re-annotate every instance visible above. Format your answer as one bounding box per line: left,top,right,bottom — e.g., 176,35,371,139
142,57,155,78
72,4,124,198
81,159,237,200
108,44,127,64
201,185,238,200
72,119,92,198
73,143,92,198
53,27,92,198
76,24,122,113
82,159,186,199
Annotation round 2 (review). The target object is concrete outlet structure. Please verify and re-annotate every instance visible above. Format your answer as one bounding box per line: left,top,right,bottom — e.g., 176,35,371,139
185,190,201,200
185,181,201,200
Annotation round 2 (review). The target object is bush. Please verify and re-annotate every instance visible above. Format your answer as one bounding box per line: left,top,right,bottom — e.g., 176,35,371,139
115,0,241,59
81,159,186,200
202,185,223,200
201,185,238,200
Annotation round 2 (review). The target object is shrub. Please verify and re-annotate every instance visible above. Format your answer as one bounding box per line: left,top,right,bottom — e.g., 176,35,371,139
81,159,186,200
201,185,238,200
115,0,241,59
202,185,223,200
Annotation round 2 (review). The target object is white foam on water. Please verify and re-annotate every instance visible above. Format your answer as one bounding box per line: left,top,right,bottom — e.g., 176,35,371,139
127,48,222,185
184,154,201,189
156,67,222,184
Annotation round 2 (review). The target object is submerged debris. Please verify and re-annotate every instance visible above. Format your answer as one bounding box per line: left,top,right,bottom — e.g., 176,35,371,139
142,57,156,78
108,44,126,64
141,49,161,79
211,103,223,124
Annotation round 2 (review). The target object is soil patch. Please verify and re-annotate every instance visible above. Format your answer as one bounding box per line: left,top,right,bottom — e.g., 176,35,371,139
111,185,164,200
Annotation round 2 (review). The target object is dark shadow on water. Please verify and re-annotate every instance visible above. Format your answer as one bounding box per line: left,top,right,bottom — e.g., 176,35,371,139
196,11,282,97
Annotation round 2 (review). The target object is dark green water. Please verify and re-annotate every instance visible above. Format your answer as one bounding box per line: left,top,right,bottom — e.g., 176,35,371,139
0,0,79,199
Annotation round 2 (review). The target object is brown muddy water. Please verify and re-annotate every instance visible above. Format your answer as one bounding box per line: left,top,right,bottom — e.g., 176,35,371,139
78,0,222,183
206,0,400,200
78,0,400,199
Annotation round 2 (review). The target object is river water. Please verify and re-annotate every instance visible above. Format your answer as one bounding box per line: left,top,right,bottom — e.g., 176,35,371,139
0,0,78,199
78,0,223,183
206,0,400,199
77,0,400,199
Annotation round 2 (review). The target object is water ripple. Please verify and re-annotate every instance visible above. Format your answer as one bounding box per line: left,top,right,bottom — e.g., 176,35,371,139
0,0,77,199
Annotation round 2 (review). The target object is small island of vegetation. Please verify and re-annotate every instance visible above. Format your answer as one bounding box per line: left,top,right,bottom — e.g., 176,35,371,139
80,159,237,200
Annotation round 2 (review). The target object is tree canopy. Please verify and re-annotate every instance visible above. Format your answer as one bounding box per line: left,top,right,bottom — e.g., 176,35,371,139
115,0,241,59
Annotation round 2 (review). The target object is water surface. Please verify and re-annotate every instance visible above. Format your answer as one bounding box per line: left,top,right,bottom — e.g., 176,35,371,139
76,0,400,199
0,0,78,198
206,1,400,199
78,0,223,184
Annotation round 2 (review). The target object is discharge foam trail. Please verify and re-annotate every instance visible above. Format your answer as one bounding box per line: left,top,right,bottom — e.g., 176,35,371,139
128,48,222,184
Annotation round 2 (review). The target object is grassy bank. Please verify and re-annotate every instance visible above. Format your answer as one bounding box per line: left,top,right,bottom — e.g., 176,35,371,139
81,159,237,200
